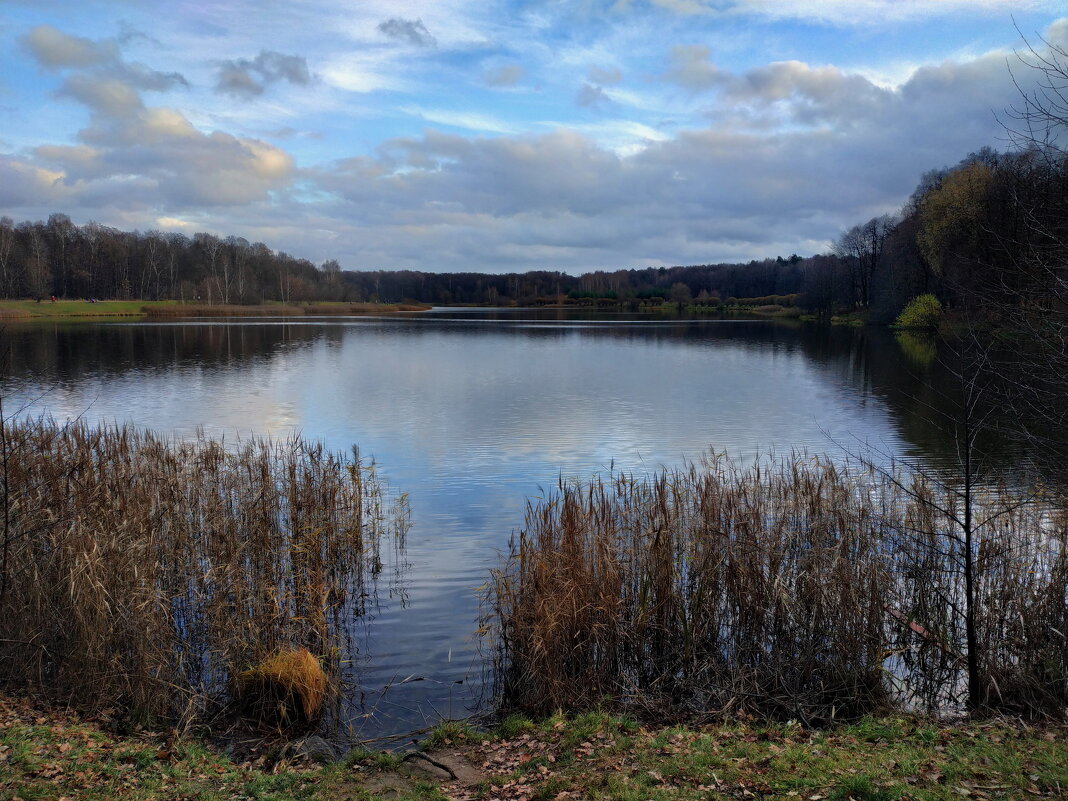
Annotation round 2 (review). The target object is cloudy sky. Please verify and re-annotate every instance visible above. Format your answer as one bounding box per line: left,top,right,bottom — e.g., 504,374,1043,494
1,1,1065,273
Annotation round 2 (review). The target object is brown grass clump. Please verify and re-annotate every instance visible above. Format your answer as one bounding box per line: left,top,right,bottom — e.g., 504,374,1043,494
0,310,30,320
0,417,407,727
488,455,1068,723
235,647,328,727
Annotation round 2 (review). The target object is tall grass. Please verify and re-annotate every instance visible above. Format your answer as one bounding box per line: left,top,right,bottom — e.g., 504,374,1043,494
488,455,1067,722
0,417,407,727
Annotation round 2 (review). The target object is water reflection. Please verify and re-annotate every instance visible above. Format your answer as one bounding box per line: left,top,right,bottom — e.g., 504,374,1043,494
0,311,1028,740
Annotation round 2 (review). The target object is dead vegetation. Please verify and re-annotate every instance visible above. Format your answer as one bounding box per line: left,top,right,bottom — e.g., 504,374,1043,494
489,455,1068,723
0,417,407,729
234,647,329,727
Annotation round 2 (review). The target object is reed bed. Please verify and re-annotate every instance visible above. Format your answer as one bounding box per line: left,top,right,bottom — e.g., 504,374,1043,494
0,417,406,728
489,456,1068,722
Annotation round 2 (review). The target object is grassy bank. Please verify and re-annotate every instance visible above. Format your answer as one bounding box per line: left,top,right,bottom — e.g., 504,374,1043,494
3,695,1066,800
0,299,430,322
0,300,175,320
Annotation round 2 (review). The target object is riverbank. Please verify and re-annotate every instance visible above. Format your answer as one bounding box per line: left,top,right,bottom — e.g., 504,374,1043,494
0,299,430,322
3,694,1066,801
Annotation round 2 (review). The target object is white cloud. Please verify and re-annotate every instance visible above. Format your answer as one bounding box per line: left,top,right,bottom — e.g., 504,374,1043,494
22,25,118,69
664,45,726,92
0,157,67,207
17,27,297,210
377,18,437,48
156,216,195,229
647,0,1060,24
214,51,312,98
399,106,518,134
320,54,408,93
1047,17,1068,47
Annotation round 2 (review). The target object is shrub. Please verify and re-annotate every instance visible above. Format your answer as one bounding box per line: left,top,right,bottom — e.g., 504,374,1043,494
892,294,942,330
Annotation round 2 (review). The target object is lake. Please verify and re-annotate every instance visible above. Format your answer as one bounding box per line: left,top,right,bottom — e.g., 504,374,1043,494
0,308,981,742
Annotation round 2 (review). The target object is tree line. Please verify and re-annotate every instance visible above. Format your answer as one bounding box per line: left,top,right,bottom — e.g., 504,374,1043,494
0,218,350,304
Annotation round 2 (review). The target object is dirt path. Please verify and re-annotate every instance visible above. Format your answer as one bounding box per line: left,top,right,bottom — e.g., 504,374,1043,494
358,748,486,799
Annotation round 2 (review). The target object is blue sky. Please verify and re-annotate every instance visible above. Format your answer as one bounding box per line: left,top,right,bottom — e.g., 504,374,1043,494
1,0,1066,273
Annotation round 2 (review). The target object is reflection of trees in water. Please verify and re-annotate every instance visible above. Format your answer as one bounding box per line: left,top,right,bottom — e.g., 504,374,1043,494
895,331,938,368
797,325,1056,486
2,317,1044,483
2,322,325,382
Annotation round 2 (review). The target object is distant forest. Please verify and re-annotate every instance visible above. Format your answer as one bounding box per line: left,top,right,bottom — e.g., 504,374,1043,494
1,143,1065,326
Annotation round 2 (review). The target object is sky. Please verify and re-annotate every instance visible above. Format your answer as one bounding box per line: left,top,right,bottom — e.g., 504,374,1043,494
1,1,1066,274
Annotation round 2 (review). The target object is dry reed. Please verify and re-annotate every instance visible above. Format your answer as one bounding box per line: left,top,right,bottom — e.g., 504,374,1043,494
235,647,328,726
0,417,406,728
488,455,1067,722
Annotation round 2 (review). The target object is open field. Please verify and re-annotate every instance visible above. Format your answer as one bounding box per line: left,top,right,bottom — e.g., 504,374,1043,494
0,299,175,320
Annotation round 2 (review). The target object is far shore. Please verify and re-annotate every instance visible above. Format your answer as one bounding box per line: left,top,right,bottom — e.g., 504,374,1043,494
0,298,431,322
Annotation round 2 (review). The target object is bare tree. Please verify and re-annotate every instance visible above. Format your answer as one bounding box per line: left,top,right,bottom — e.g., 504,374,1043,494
1003,26,1068,159
834,215,895,308
20,224,50,299
194,233,225,305
0,219,15,298
991,30,1068,470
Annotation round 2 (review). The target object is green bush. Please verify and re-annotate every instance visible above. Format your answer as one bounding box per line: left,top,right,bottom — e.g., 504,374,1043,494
892,294,942,330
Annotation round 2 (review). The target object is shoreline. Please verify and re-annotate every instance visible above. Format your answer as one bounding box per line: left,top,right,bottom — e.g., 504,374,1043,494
3,692,1065,801
0,299,432,323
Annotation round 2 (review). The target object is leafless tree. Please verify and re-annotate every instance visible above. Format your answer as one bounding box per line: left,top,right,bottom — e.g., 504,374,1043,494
991,30,1068,470
834,214,896,308
1003,25,1068,159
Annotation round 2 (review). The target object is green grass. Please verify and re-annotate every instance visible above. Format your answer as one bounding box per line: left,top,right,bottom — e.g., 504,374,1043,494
0,299,177,320
0,695,445,801
3,695,1067,801
495,713,536,739
460,712,1068,801
419,719,483,751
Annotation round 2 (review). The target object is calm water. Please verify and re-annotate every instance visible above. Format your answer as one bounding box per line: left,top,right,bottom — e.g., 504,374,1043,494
1,308,973,742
